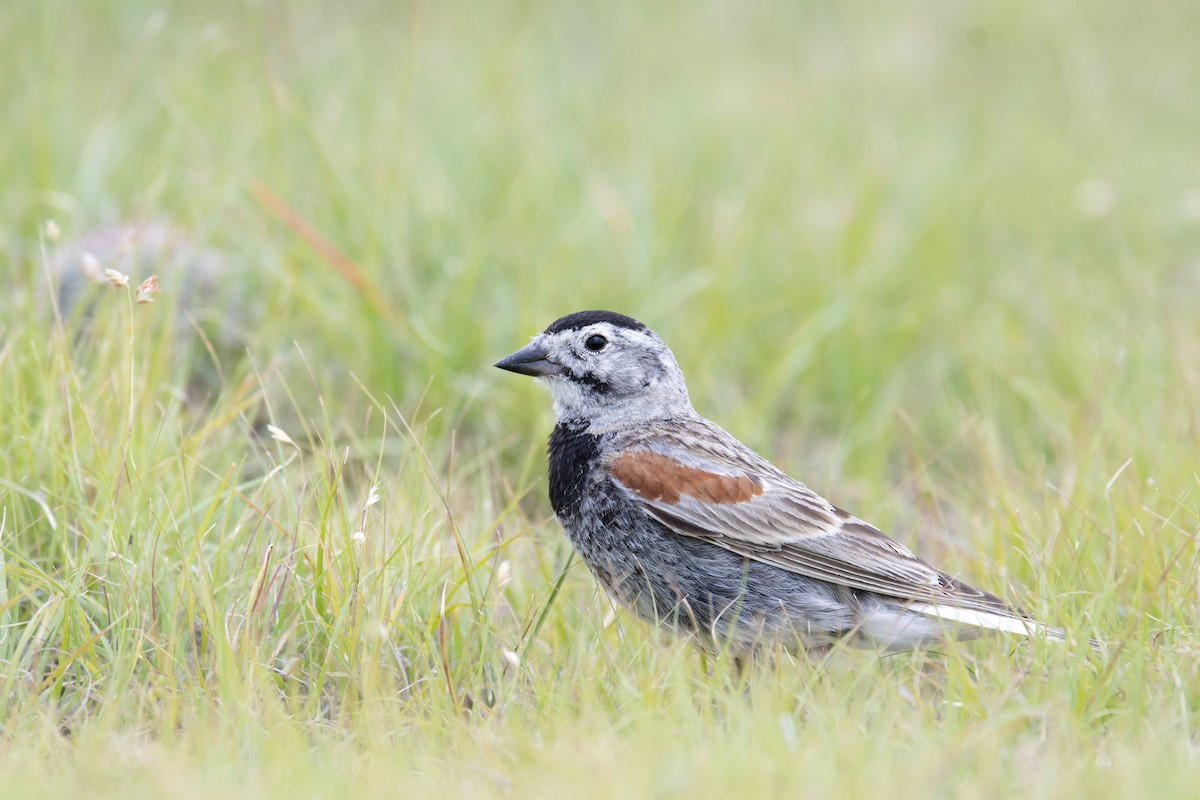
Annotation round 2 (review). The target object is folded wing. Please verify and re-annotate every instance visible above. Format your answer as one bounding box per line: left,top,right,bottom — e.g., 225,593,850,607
608,443,1025,621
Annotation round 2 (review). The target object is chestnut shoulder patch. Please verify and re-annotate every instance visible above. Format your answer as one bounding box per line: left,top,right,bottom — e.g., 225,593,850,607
612,450,764,505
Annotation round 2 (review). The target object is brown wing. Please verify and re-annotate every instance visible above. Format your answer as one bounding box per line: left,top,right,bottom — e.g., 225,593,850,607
609,444,1016,616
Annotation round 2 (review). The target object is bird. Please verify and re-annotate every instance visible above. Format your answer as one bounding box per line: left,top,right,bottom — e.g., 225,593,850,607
495,309,1085,657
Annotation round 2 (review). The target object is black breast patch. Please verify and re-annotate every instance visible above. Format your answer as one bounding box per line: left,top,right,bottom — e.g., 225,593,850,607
548,421,601,517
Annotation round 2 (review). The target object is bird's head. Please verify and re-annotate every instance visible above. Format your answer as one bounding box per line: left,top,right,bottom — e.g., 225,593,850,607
495,310,691,427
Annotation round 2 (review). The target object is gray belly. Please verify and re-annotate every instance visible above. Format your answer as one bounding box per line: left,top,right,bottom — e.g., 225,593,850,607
560,485,858,653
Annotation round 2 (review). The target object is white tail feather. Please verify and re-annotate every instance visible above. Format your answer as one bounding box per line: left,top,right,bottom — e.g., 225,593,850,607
908,603,1067,642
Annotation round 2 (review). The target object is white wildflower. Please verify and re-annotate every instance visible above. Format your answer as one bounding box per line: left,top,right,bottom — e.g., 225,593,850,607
104,268,129,288
351,530,366,544
45,220,61,242
500,649,520,669
265,424,295,446
365,484,381,509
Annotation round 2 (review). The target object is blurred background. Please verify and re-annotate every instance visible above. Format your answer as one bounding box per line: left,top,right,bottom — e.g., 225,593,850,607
5,2,1198,470
1,2,1199,793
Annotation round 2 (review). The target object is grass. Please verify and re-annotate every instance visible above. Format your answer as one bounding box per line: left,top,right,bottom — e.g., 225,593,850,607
2,0,1199,796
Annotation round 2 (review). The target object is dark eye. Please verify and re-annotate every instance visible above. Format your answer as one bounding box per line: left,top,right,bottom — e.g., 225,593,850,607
585,334,608,352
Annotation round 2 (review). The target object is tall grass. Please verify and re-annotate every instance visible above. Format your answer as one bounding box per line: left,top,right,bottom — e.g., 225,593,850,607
1,1,1198,796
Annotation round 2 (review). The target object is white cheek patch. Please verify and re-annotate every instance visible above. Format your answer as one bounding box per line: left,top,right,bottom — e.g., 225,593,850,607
538,375,590,418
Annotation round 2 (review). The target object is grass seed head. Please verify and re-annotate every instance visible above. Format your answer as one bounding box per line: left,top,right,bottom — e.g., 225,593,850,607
136,274,160,304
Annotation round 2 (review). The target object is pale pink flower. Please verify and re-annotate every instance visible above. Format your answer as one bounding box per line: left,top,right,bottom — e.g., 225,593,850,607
136,274,160,304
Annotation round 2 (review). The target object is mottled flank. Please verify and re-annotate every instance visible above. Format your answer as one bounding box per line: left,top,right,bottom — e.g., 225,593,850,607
612,450,764,505
543,309,647,335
